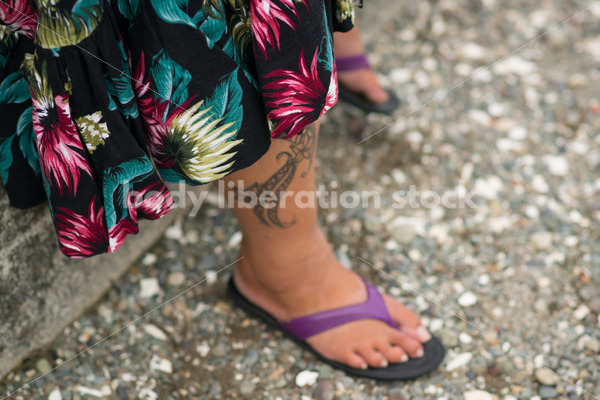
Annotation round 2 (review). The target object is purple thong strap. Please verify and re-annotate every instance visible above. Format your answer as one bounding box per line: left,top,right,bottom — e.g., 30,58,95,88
279,278,399,340
335,54,370,72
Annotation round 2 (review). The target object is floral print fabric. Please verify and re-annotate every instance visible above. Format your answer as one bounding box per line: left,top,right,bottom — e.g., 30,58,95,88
0,0,354,257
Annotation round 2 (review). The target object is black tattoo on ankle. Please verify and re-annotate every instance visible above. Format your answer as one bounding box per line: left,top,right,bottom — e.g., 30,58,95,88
242,124,317,228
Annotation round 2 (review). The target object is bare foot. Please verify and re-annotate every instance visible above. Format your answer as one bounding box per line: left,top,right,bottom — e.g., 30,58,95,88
338,68,390,105
334,30,390,105
233,230,431,369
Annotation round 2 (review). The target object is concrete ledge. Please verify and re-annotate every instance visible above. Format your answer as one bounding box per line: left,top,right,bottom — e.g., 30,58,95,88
0,188,181,380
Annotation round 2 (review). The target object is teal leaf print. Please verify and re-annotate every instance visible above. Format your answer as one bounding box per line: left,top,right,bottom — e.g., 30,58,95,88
105,41,138,118
151,49,192,121
150,0,196,29
318,5,334,73
0,136,14,183
196,11,230,51
204,68,243,133
117,0,140,20
17,106,41,175
103,157,153,228
0,72,31,103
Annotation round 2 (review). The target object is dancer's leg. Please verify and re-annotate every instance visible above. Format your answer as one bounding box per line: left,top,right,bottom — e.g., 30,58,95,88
223,122,431,369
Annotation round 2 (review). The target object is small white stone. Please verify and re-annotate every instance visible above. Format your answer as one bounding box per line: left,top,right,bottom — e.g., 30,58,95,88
167,272,186,287
150,355,173,373
140,278,160,298
460,43,486,60
469,110,492,126
446,352,472,371
77,387,103,398
48,388,63,400
464,389,497,400
488,103,505,117
493,56,536,76
425,384,438,394
205,270,217,284
474,176,503,199
535,368,561,385
141,253,157,266
459,333,473,344
458,292,478,307
530,231,553,250
531,175,549,193
536,277,552,288
143,324,168,341
389,68,412,84
478,274,490,285
165,222,184,241
392,169,407,184
408,249,422,261
543,155,569,176
508,126,527,140
197,343,210,357
228,231,242,247
524,205,540,219
574,304,590,321
295,370,319,387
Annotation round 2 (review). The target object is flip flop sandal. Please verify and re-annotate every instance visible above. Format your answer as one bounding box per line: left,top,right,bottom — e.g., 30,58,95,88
228,276,445,380
336,54,401,114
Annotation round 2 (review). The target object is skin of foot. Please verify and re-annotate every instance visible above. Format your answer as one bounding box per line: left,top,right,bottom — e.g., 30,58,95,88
225,123,431,370
232,229,432,370
334,29,390,105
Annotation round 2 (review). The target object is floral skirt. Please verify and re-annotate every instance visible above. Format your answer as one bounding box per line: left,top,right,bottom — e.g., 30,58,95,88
0,0,354,257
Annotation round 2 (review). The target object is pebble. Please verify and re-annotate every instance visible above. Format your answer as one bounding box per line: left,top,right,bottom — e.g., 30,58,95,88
389,389,407,400
530,232,553,251
295,370,319,387
535,369,561,385
228,231,242,247
141,253,157,266
463,390,497,400
538,385,559,399
314,380,335,400
459,333,474,344
166,272,186,287
576,335,600,353
573,304,590,321
458,292,478,307
389,223,417,244
139,277,160,298
48,388,63,400
542,155,569,176
239,380,255,395
149,355,172,374
36,358,52,375
143,324,168,341
446,352,473,371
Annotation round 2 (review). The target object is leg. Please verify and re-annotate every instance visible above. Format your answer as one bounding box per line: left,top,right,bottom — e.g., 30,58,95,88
334,24,390,105
223,122,431,369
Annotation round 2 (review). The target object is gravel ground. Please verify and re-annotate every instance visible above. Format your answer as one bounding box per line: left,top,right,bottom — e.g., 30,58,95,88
2,0,600,399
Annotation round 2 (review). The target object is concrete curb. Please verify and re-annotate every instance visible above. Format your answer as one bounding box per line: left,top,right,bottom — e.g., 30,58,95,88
0,189,185,380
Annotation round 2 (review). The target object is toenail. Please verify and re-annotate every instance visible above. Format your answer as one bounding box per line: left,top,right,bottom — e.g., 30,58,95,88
360,363,368,370
379,360,389,368
415,348,424,358
416,325,432,342
399,354,409,363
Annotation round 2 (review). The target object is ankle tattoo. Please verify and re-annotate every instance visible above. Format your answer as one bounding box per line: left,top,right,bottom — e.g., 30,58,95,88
237,123,318,228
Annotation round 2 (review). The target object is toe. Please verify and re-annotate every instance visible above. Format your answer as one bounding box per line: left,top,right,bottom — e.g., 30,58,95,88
376,342,408,364
357,346,388,368
389,330,424,359
343,351,368,370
